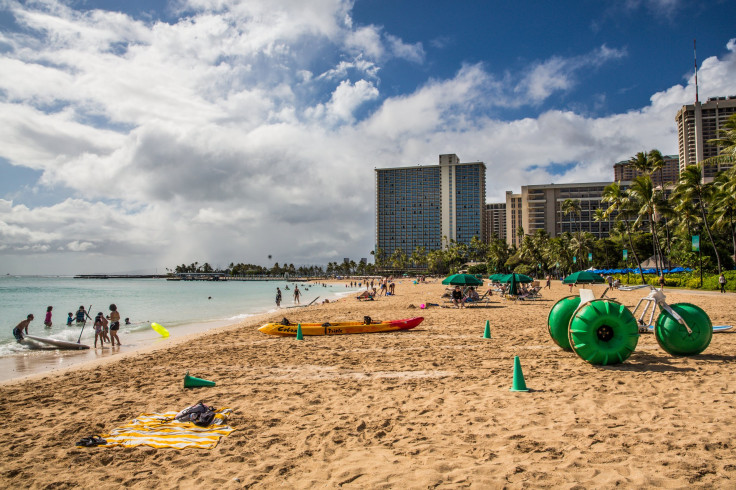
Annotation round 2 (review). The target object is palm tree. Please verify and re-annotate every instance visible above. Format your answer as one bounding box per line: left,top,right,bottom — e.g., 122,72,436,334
648,149,674,261
372,248,386,269
390,248,408,270
713,172,736,262
487,237,510,273
593,208,610,267
629,151,652,176
628,175,666,275
672,197,700,239
410,246,428,270
570,232,595,268
544,233,574,276
703,113,736,171
673,164,722,274
561,198,582,239
648,149,666,188
602,182,647,283
468,236,488,263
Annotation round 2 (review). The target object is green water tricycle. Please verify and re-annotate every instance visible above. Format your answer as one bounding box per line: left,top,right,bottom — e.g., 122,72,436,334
548,287,712,365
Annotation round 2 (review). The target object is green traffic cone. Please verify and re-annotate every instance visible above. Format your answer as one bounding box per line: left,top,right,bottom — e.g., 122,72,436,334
295,323,303,340
183,371,216,388
510,356,529,392
482,320,491,339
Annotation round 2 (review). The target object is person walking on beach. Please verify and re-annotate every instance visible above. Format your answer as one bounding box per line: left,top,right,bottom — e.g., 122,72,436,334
545,275,551,289
293,285,301,304
44,306,53,328
719,273,727,293
13,314,33,341
109,304,121,347
658,274,665,290
275,287,282,307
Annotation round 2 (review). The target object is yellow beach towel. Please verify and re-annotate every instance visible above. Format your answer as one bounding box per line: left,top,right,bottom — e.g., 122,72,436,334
102,408,235,449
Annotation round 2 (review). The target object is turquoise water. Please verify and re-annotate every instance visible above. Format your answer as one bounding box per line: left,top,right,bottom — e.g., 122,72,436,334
0,276,357,358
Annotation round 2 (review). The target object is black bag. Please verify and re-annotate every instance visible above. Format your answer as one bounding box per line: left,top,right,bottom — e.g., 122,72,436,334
175,401,217,427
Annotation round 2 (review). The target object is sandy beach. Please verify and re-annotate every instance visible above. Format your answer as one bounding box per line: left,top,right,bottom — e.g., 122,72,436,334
2,279,736,488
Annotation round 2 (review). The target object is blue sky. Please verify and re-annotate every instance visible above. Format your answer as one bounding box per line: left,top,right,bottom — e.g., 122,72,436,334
0,0,735,274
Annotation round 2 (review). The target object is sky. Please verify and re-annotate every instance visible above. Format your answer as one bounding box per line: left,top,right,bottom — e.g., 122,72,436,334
1,0,735,274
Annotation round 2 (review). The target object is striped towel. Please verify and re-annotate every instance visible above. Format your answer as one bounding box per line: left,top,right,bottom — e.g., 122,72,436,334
102,408,235,449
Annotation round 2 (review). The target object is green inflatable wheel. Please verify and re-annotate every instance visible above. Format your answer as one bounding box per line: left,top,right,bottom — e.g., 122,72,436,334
654,303,712,356
547,296,581,351
568,299,639,365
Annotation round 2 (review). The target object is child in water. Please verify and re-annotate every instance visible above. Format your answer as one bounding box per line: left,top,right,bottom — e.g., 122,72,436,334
44,306,53,327
93,312,107,348
67,312,73,326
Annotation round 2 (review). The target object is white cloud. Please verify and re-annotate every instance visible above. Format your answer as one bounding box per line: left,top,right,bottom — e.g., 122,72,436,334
320,79,379,122
0,1,734,274
515,45,627,103
386,34,424,63
345,25,384,59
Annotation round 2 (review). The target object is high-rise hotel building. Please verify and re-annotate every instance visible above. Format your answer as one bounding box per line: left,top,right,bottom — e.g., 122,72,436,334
484,203,507,242
676,96,736,179
375,154,486,257
503,182,618,247
613,154,680,186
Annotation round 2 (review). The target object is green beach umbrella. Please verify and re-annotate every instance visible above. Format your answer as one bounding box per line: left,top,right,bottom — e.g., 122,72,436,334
562,270,605,284
442,273,483,286
499,273,534,283
488,273,505,281
498,273,533,295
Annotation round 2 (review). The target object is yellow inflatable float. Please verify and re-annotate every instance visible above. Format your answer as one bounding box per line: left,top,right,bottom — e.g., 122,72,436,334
151,322,170,337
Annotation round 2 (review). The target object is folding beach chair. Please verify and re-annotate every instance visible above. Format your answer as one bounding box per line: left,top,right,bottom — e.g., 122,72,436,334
466,290,493,307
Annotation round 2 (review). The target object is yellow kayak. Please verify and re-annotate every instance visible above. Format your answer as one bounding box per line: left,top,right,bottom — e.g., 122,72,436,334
259,317,424,336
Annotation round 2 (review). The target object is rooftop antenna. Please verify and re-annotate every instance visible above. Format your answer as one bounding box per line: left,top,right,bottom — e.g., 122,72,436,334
693,39,699,103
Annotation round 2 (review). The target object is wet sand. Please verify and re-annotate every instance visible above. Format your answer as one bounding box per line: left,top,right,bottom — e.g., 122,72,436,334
1,280,735,488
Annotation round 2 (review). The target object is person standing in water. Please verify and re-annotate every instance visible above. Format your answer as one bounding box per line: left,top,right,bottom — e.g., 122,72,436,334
76,306,91,325
293,285,301,304
109,304,121,347
13,314,33,341
93,312,107,348
275,287,282,307
44,306,53,328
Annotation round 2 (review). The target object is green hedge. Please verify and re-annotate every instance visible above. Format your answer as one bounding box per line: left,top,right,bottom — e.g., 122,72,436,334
611,271,736,291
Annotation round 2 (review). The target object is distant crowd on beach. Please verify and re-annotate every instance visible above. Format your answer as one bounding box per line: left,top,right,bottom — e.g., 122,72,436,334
13,304,131,348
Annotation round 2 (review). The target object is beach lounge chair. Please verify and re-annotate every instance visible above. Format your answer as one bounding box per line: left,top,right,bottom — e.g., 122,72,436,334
465,290,493,307
519,286,542,301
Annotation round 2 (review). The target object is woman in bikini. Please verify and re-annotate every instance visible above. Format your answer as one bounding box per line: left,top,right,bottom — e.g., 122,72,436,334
109,304,121,347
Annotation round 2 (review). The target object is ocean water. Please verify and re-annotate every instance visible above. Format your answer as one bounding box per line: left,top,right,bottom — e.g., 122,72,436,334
0,276,360,379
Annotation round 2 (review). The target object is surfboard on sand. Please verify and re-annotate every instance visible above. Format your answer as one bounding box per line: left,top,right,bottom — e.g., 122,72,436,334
23,335,90,350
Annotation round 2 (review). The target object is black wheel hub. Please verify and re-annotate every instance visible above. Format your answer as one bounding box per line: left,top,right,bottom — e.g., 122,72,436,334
597,325,614,342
